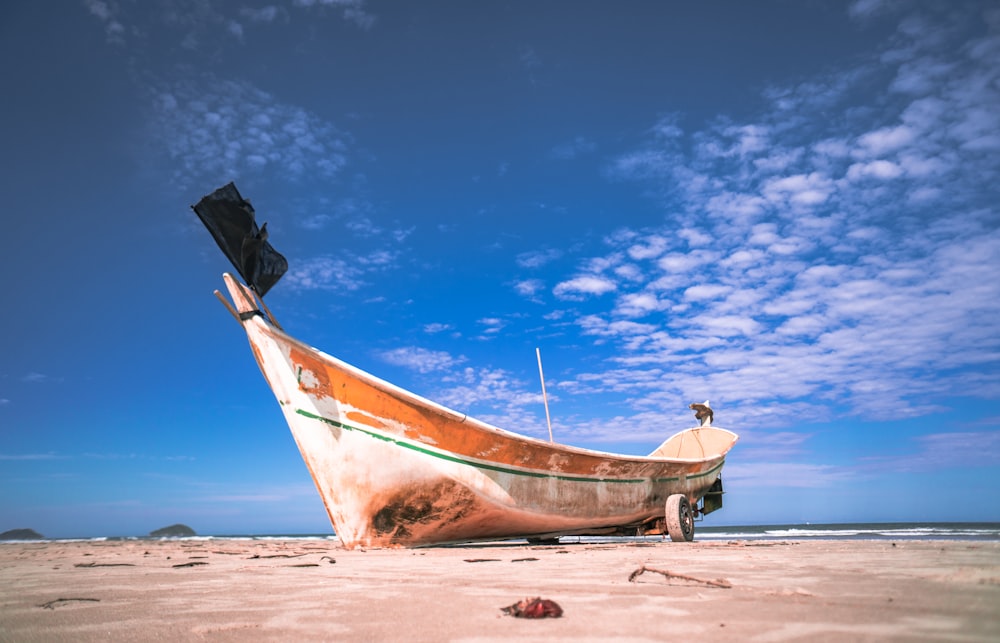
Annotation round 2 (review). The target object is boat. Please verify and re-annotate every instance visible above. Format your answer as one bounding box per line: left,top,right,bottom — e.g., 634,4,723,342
194,183,739,549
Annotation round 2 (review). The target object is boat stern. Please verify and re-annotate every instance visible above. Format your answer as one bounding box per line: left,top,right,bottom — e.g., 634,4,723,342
648,426,739,460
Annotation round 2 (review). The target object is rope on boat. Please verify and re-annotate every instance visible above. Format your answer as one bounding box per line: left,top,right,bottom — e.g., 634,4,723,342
256,294,283,330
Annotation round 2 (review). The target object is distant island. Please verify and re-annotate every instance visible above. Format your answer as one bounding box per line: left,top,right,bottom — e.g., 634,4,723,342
149,524,196,538
0,528,44,540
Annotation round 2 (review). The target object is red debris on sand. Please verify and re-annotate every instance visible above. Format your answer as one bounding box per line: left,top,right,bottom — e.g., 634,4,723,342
501,597,563,618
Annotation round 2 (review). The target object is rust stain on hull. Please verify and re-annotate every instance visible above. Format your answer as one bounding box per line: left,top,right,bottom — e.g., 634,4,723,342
370,479,478,544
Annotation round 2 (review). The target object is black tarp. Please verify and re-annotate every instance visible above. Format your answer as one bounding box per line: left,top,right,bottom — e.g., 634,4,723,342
192,182,287,297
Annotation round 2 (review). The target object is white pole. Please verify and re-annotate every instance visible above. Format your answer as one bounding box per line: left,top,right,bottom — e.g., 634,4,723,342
536,347,554,443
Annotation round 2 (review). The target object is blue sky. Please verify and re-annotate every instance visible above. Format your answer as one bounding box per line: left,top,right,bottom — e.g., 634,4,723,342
1,0,998,538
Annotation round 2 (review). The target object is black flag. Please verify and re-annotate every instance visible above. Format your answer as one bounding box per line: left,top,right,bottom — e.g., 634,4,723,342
192,183,288,297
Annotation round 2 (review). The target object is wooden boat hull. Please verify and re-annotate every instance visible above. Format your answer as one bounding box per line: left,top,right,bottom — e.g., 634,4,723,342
222,275,738,548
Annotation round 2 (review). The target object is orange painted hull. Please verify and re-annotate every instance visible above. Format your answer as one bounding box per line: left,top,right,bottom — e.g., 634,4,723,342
221,275,738,548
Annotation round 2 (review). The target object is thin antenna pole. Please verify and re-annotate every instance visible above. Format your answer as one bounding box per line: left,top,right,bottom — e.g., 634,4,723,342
536,347,554,443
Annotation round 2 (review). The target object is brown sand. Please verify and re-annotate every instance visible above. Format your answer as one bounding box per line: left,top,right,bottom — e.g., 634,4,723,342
1,538,997,642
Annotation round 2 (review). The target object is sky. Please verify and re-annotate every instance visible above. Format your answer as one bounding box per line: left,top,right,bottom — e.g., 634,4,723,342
1,0,998,538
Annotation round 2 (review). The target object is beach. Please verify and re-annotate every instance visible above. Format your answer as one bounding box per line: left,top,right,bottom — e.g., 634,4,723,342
1,538,997,642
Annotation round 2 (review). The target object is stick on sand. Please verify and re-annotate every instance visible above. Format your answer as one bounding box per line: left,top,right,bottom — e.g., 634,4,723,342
628,565,732,588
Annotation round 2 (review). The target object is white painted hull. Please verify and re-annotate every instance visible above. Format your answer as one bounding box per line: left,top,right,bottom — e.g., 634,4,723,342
221,275,738,548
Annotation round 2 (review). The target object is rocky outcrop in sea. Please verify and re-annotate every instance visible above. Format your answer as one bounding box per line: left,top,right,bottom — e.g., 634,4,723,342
0,528,44,540
149,524,196,538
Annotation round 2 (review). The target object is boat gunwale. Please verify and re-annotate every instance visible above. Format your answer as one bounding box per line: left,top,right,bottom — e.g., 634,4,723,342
244,312,739,467
291,405,729,483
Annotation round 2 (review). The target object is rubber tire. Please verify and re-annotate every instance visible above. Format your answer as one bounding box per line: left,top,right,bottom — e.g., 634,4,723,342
665,494,694,542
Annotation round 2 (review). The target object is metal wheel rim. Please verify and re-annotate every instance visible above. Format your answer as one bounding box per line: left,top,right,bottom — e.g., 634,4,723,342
680,502,693,538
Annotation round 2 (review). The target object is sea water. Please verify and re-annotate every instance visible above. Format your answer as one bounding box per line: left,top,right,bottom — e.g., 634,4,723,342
693,522,1000,541
4,523,998,543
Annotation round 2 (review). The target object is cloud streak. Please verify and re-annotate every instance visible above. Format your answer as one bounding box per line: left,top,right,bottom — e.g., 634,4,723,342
377,347,466,374
148,77,350,189
83,0,374,48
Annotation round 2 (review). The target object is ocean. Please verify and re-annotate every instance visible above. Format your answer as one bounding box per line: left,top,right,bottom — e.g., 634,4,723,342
693,522,1000,541
3,522,998,543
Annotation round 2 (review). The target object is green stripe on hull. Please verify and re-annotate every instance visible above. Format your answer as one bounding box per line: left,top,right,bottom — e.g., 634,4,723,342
294,408,724,485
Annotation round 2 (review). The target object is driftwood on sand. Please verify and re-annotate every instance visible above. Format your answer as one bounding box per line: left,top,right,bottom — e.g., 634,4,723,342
39,598,100,610
628,565,732,588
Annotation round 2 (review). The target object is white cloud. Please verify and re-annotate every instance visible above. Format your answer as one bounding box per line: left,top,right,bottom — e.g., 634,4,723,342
953,106,1000,150
284,254,390,291
553,275,616,300
514,279,544,298
698,123,771,159
609,149,676,181
433,367,545,433
683,284,730,302
516,248,562,268
775,315,827,337
720,249,764,267
747,223,780,246
847,0,892,20
753,147,803,173
150,77,349,188
813,138,851,159
80,0,377,196
377,347,465,374
83,0,125,44
657,250,717,274
613,263,644,282
677,228,713,247
577,315,658,340
280,259,352,289
615,292,666,318
226,20,243,39
855,124,916,157
845,159,904,181
626,236,669,260
478,318,506,335
86,0,373,53
896,153,947,178
83,0,112,21
293,0,376,29
890,58,956,95
762,172,834,208
690,315,760,337
0,452,65,460
900,96,947,132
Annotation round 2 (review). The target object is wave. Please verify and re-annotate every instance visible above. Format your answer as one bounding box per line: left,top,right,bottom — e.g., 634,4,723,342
695,523,1000,541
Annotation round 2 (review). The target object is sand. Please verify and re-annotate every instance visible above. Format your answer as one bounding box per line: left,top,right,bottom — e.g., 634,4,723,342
1,538,997,642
